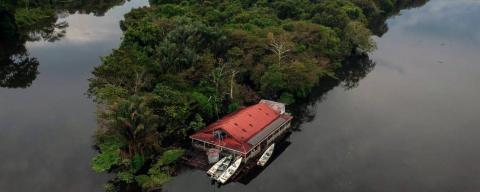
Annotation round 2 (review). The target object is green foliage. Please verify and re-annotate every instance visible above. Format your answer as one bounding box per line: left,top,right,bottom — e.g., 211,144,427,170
135,172,171,190
273,0,306,20
187,114,206,132
228,102,240,113
287,21,342,56
190,92,214,118
279,92,295,105
14,8,55,30
352,0,381,18
93,85,128,104
260,65,286,97
131,153,145,172
379,0,394,13
133,149,183,190
155,4,186,18
158,149,185,166
281,60,320,97
117,171,135,183
89,48,152,96
108,96,159,150
151,84,193,138
103,183,116,192
92,136,124,173
92,148,120,173
311,0,366,29
344,21,377,52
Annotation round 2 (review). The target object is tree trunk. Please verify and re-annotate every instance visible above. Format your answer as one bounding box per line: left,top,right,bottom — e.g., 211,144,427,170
229,70,237,100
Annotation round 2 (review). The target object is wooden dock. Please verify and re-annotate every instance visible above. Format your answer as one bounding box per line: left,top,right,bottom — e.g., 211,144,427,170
181,148,264,183
181,130,293,184
181,149,210,170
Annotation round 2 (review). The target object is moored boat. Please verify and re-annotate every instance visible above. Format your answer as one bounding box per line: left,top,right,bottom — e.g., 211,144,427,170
217,157,243,184
257,144,275,166
207,155,229,176
188,100,293,180
211,155,233,180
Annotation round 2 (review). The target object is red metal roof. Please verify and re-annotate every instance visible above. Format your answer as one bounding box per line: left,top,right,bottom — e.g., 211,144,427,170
190,103,292,153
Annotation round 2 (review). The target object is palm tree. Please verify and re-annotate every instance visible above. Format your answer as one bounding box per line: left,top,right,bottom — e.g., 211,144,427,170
107,95,159,159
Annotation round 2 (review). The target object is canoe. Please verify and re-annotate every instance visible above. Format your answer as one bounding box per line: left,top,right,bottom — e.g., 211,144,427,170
217,157,243,184
257,144,275,166
211,155,233,180
207,155,228,176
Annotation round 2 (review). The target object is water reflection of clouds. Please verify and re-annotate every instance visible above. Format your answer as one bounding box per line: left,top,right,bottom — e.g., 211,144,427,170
61,15,120,44
27,0,148,48
0,1,149,191
390,0,480,45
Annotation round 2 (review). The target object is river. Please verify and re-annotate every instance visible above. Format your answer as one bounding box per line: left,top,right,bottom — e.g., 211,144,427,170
0,0,479,191
0,1,149,191
165,1,480,192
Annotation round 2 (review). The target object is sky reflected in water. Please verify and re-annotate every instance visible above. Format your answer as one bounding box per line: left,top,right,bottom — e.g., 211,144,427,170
0,1,148,191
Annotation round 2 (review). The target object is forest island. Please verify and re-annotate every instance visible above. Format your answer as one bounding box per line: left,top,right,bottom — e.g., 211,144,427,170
0,0,432,191
84,0,429,191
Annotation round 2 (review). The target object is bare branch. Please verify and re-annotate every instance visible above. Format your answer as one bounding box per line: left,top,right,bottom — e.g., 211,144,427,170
267,33,291,66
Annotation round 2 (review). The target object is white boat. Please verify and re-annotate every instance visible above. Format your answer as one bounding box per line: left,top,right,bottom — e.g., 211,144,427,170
257,144,275,166
211,155,233,180
217,157,243,184
207,156,228,176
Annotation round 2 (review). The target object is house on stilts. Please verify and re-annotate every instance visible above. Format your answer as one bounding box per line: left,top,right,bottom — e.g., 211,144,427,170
190,100,293,165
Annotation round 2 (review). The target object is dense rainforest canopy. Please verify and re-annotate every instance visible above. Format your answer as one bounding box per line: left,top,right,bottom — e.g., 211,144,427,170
85,0,428,191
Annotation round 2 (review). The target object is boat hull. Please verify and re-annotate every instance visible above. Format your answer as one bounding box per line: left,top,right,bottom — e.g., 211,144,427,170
218,157,243,184
257,144,275,166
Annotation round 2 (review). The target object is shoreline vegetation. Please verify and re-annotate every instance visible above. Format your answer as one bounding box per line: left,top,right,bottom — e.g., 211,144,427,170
84,0,428,191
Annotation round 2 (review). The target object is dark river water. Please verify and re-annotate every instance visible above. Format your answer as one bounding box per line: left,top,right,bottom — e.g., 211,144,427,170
0,1,148,191
0,0,479,192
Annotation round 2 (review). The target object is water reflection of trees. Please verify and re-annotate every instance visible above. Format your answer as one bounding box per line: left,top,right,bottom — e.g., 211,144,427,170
370,0,430,36
0,8,39,88
0,0,127,88
290,54,376,127
293,0,431,125
235,0,432,186
233,54,376,186
54,0,127,16
0,53,39,88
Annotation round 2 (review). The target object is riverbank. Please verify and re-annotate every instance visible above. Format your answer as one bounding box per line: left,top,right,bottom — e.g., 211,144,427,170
87,0,429,190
